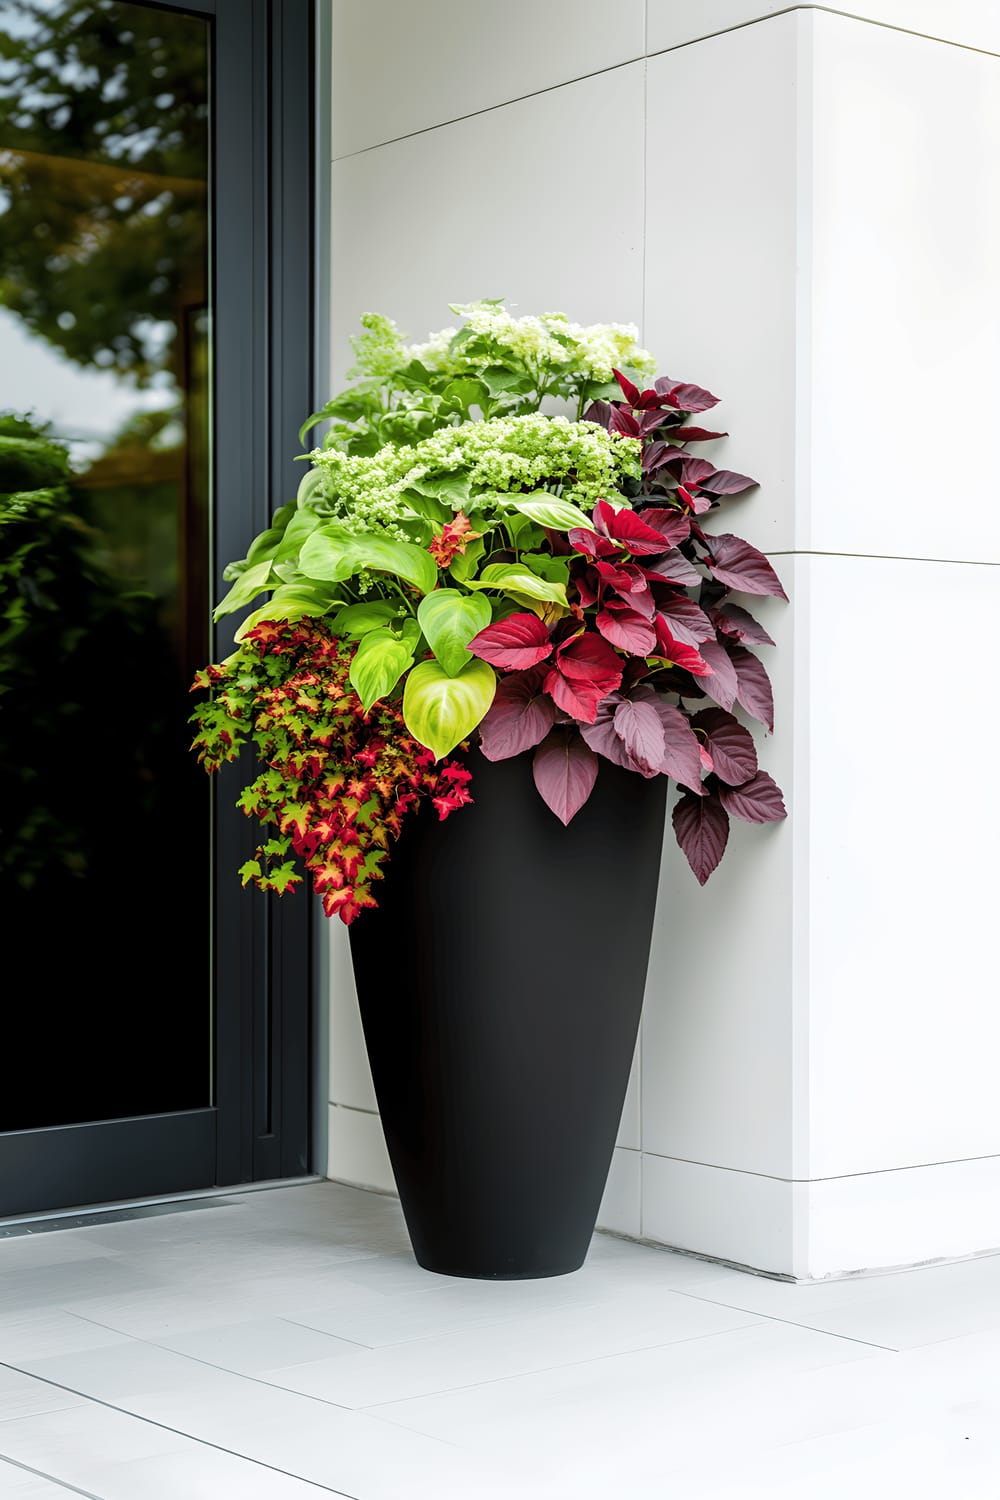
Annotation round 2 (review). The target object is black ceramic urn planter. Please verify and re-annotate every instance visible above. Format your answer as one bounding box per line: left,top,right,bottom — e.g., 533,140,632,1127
349,748,666,1280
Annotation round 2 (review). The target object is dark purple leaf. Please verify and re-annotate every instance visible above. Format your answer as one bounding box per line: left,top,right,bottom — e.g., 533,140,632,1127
726,644,775,731
639,691,704,791
672,792,730,883
696,640,739,711
670,426,728,443
702,533,788,600
613,699,666,774
689,708,758,785
582,400,613,430
710,604,775,647
478,669,557,761
580,693,649,774
608,406,641,437
655,594,715,646
677,455,716,487
677,483,715,515
469,612,554,669
642,440,673,475
698,468,758,495
655,378,721,413
532,730,599,825
635,508,691,547
636,408,667,436
718,770,787,824
596,602,657,655
642,549,703,587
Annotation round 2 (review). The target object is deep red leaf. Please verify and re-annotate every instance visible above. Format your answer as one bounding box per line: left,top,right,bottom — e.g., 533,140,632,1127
478,669,557,761
725,643,775,730
718,770,787,824
568,526,618,559
696,640,739,711
652,616,712,677
543,631,623,723
596,602,658,655
672,792,730,884
469,611,554,669
702,533,788,600
613,699,666,774
594,558,639,593
592,500,680,556
613,368,640,405
698,468,758,495
689,707,758,786
532,730,599,825
677,483,715,515
655,378,721,413
710,604,776,647
655,594,715,646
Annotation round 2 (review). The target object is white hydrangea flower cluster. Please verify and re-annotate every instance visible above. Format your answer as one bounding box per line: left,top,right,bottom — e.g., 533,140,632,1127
347,313,408,380
445,301,657,384
405,327,459,371
310,413,640,534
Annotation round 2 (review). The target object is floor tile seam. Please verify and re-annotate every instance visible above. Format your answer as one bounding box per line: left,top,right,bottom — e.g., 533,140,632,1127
357,1316,768,1414
278,1310,523,1352
0,1395,90,1427
0,1452,104,1500
0,1362,359,1499
671,1290,900,1352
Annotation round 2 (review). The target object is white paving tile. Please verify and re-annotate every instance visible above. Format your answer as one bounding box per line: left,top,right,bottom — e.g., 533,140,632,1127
0,1367,88,1424
153,1317,363,1374
0,1460,86,1498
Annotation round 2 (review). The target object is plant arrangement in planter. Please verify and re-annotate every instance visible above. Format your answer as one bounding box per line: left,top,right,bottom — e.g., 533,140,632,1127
191,301,788,1278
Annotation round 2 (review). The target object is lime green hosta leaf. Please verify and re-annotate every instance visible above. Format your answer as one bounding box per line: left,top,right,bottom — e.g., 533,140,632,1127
466,563,568,608
233,584,338,642
403,657,496,760
213,558,274,622
521,552,571,586
297,527,360,584
411,470,471,509
509,495,594,532
300,527,438,595
416,588,492,676
357,535,439,593
402,488,450,528
274,508,326,565
331,601,401,637
349,628,415,711
448,534,486,584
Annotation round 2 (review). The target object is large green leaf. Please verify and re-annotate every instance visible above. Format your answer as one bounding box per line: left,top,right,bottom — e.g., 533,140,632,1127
402,488,451,527
447,533,486,583
274,507,327,564
466,563,568,607
355,535,439,594
297,528,360,583
331,601,401,637
213,558,274,621
403,658,496,760
416,588,492,676
411,470,471,509
234,584,338,641
509,495,594,532
349,629,415,712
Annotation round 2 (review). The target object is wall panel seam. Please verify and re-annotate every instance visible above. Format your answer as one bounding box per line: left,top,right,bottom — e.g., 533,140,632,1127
640,1148,1000,1183
646,5,1000,63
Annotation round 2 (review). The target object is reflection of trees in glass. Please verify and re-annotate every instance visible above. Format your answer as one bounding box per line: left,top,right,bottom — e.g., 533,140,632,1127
0,0,208,382
0,411,176,888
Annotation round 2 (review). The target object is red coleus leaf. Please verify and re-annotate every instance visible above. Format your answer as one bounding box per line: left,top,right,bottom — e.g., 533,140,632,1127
670,426,728,443
613,699,665,774
642,550,702,588
689,708,758,786
468,611,553,670
596,600,658,655
594,558,640,593
478,667,557,761
677,483,715,515
568,526,618,559
698,468,758,495
428,511,482,567
656,594,715,646
725,644,775,731
653,616,713,676
718,769,786,824
543,631,623,723
532,730,599,825
702,533,788,600
635,508,691,547
654,377,721,414
696,640,739,711
672,791,730,884
613,367,640,404
608,405,641,437
592,500,678,556
710,604,776,647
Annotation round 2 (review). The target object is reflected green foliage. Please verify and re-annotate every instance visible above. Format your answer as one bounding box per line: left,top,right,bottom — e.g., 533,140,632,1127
0,0,208,381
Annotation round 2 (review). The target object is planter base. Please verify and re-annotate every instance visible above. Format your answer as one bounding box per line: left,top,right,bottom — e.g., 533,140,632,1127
350,748,666,1280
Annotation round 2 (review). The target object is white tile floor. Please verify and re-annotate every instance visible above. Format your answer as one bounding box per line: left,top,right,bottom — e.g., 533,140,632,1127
1,1182,999,1498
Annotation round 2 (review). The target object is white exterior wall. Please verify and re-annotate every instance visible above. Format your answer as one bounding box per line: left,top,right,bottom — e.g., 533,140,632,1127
322,1,1000,1278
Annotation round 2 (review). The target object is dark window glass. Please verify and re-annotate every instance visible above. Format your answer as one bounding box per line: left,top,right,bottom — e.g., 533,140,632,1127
0,0,212,1129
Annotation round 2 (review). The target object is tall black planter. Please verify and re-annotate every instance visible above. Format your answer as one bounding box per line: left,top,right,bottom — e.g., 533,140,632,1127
349,748,666,1279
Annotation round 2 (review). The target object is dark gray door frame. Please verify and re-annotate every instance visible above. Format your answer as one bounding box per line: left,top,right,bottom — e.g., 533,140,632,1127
0,0,314,1217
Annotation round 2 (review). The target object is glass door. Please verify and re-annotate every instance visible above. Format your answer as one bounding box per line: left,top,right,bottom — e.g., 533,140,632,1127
0,0,314,1216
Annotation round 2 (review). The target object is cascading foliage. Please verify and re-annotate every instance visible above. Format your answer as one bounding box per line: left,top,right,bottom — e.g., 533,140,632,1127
191,300,788,921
